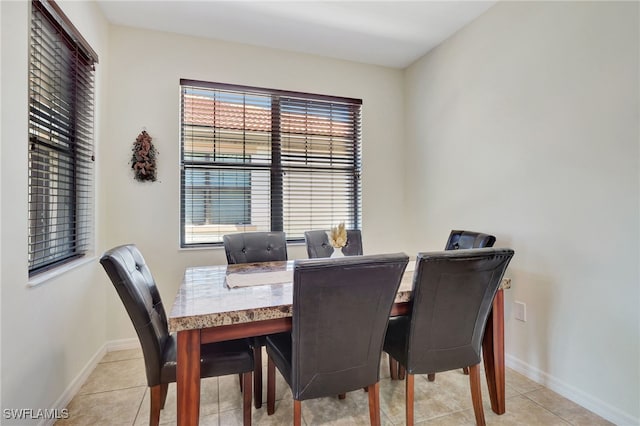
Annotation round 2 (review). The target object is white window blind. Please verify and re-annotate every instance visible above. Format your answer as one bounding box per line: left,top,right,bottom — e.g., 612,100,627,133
28,0,98,274
180,80,362,246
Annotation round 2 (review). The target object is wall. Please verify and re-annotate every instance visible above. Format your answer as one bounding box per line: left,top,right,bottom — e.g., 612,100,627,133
0,1,110,422
403,1,639,423
103,26,406,340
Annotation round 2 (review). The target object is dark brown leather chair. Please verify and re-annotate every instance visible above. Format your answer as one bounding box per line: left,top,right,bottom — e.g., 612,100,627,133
223,231,288,264
223,231,288,409
384,248,514,426
443,230,496,378
100,245,254,426
265,253,409,426
304,229,363,258
445,229,496,251
393,229,499,381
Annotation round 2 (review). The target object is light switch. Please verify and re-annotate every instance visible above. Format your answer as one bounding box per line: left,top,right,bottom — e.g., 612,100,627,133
514,301,526,322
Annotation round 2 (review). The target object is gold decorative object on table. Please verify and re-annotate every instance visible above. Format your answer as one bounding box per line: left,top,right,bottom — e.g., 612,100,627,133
329,222,347,257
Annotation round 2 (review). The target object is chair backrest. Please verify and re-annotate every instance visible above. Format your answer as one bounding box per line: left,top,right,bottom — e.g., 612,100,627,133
223,231,288,264
406,248,514,374
304,229,363,258
291,253,409,400
445,230,496,250
99,244,168,387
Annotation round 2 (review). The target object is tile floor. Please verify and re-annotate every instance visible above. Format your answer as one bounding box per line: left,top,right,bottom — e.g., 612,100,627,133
56,348,612,425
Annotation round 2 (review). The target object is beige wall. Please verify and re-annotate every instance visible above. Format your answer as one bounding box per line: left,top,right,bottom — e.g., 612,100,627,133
102,26,406,339
0,0,110,420
403,2,639,423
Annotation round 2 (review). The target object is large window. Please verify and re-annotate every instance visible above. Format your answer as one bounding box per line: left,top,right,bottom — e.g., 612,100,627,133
28,0,98,274
180,80,362,246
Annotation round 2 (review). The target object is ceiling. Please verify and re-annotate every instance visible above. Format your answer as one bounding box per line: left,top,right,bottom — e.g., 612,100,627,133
96,1,496,69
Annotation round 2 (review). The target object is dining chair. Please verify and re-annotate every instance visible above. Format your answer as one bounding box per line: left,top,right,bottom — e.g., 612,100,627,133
223,231,288,264
303,228,367,400
384,248,514,426
392,229,498,381
100,244,254,426
445,230,498,378
265,253,409,426
445,230,497,378
444,229,496,251
223,231,288,409
304,229,363,258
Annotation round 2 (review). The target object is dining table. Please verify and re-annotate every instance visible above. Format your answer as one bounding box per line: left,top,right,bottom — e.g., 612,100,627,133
168,259,511,426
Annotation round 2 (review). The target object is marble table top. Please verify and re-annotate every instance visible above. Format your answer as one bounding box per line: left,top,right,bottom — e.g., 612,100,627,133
168,260,511,333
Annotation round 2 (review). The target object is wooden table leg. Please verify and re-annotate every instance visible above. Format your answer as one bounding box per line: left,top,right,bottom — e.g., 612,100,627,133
482,288,505,415
177,329,201,426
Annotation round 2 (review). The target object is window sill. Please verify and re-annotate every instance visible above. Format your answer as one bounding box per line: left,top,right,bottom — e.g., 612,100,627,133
178,245,224,252
178,241,307,252
27,256,96,288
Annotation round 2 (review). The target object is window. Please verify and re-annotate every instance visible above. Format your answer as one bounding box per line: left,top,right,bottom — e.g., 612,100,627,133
28,0,98,274
180,80,362,246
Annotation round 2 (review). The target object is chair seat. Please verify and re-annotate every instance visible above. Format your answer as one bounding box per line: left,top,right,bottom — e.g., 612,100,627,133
160,335,254,384
265,333,293,388
383,316,410,367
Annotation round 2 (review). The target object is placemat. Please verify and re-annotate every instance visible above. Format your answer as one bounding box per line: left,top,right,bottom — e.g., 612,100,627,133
226,270,293,288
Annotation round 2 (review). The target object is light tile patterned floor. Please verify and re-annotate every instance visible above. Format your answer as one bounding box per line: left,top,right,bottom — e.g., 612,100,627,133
55,348,612,425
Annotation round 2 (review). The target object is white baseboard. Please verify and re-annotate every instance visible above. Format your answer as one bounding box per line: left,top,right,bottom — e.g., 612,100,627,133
506,354,639,426
40,343,108,426
105,337,141,352
40,338,140,426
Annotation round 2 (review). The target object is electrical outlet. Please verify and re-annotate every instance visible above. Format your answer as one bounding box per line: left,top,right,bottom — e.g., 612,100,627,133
514,301,526,322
